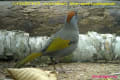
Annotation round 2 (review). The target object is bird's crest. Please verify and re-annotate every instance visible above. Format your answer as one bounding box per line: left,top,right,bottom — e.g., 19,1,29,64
67,11,75,23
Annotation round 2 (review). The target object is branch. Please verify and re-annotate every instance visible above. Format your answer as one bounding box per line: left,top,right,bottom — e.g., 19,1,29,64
0,30,120,62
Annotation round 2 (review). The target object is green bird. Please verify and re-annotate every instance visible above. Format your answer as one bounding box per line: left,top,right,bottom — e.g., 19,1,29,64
15,11,79,68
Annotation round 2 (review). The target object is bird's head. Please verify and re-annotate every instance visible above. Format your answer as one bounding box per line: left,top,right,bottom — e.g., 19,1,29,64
66,11,78,25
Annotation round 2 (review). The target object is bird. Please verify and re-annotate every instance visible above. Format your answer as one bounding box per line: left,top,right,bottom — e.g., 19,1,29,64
15,11,79,69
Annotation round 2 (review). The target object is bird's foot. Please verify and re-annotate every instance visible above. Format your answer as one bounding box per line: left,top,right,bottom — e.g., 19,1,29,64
53,68,66,73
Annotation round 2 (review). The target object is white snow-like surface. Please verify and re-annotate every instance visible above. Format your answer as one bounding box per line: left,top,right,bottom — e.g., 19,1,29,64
0,30,120,61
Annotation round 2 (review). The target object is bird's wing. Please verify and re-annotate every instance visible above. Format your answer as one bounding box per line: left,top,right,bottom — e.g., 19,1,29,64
42,37,71,53
46,37,70,53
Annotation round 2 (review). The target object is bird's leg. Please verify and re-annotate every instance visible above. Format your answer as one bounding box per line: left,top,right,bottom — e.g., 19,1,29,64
50,57,65,73
57,59,65,73
50,57,57,70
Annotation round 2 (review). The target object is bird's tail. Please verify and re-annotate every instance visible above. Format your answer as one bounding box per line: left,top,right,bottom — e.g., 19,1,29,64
15,52,42,68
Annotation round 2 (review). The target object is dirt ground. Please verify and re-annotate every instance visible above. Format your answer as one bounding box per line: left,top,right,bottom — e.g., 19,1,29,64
0,61,120,80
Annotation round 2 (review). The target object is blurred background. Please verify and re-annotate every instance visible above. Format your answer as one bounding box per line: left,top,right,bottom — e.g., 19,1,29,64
0,0,120,36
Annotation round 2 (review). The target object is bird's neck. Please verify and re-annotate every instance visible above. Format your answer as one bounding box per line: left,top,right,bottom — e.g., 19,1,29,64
64,22,79,31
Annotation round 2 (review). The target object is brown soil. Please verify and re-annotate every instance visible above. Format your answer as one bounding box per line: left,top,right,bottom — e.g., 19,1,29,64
0,61,120,80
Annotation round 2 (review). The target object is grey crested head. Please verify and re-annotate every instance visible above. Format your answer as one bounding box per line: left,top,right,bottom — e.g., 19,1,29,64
64,11,78,31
